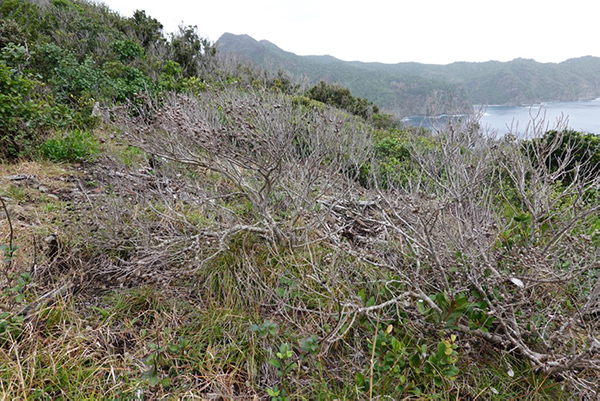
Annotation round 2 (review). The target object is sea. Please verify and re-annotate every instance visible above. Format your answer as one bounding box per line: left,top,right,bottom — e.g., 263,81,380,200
403,99,600,136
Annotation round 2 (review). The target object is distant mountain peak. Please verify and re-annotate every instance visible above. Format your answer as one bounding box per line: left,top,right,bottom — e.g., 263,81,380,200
216,32,259,47
219,32,255,41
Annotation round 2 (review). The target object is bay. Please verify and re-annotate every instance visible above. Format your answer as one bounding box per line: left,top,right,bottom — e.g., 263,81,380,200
403,99,600,136
479,99,600,135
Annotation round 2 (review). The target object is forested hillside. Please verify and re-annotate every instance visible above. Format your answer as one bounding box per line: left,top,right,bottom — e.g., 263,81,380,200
1,1,599,399
216,33,474,117
217,33,600,116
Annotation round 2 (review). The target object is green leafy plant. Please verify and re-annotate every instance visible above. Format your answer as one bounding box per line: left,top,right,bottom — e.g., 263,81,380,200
266,342,297,400
525,129,600,186
142,341,171,387
0,270,30,346
423,335,459,387
249,320,279,339
4,271,31,304
37,44,104,104
0,312,24,346
0,243,19,267
305,80,378,120
356,323,461,396
141,327,189,387
299,334,320,355
357,324,411,395
415,292,495,333
266,385,289,401
158,60,183,92
39,130,99,162
269,342,297,377
0,48,55,158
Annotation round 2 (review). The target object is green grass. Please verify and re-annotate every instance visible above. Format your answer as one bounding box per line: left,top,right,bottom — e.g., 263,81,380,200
39,130,99,163
1,185,28,202
0,273,578,399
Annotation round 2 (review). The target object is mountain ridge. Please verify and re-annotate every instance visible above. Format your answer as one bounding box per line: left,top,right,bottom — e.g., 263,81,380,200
216,33,600,117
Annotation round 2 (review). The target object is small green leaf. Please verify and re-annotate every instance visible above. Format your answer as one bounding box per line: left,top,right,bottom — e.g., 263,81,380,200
355,371,365,386
300,334,319,353
148,375,159,386
444,365,459,377
410,386,422,395
266,386,280,396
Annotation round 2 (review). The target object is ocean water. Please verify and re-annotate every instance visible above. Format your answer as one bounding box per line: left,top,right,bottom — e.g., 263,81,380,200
403,99,600,136
479,99,600,135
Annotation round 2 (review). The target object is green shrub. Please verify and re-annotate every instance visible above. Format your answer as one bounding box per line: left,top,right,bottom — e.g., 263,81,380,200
111,39,144,63
0,0,43,44
112,65,152,102
356,324,460,396
0,53,53,159
36,43,105,104
525,129,600,185
169,24,215,78
39,130,98,162
158,60,183,92
0,18,27,48
305,81,378,120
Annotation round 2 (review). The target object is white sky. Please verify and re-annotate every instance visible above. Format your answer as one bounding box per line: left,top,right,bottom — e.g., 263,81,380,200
99,0,598,65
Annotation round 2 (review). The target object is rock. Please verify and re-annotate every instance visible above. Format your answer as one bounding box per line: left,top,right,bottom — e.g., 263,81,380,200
45,233,59,260
3,174,34,181
91,102,110,122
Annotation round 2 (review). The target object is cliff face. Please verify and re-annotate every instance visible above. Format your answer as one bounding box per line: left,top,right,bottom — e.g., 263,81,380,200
216,34,600,116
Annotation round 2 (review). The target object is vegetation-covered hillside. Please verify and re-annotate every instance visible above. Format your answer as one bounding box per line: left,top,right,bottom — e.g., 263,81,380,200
216,33,600,116
1,1,599,399
216,33,475,118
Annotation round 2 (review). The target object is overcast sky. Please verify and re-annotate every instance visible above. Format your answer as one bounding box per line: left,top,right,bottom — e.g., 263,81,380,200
99,0,598,65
